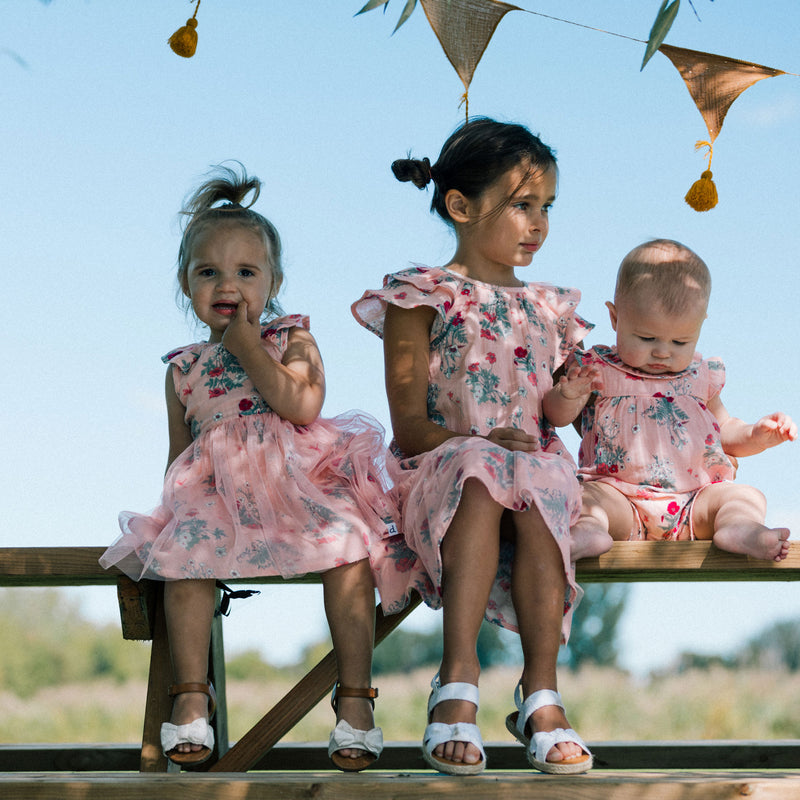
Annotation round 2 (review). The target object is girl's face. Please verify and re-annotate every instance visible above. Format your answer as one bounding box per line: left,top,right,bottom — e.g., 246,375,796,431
184,222,273,342
608,294,706,375
464,163,556,276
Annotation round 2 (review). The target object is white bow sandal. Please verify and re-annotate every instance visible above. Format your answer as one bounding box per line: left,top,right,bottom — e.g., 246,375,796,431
421,672,486,775
505,685,592,775
328,683,383,772
160,682,217,766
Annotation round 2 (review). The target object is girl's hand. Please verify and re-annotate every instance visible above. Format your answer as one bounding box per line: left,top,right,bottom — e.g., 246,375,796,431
751,412,797,450
555,363,603,401
484,426,539,452
221,301,262,360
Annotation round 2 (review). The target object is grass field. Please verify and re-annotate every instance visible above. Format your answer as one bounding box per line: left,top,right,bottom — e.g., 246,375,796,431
2,664,798,744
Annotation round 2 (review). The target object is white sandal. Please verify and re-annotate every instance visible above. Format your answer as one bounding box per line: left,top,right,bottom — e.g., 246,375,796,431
328,683,383,772
160,682,216,766
505,685,592,774
421,672,486,775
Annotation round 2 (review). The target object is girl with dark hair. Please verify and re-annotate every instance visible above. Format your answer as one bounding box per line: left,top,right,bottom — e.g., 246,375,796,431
353,119,594,775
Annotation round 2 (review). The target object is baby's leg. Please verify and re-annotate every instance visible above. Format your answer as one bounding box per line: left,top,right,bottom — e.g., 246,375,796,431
692,483,791,562
570,482,635,561
164,578,216,753
322,558,377,759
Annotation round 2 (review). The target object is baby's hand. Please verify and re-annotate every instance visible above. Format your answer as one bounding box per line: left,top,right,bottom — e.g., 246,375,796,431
751,412,798,450
485,426,539,452
221,301,262,359
556,364,603,401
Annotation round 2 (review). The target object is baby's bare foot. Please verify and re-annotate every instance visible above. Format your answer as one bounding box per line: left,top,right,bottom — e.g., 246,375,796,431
570,520,613,562
714,524,790,562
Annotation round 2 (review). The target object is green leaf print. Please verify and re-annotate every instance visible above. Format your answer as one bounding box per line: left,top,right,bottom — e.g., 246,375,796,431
174,519,212,550
643,395,691,448
465,364,511,407
432,312,468,378
200,349,248,397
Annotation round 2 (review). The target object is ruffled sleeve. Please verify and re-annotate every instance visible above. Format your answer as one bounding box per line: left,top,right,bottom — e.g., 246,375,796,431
705,356,726,401
352,265,460,338
533,283,594,372
261,314,310,355
162,343,204,374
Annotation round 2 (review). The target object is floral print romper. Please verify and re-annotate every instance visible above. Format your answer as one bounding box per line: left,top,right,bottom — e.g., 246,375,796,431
571,345,735,540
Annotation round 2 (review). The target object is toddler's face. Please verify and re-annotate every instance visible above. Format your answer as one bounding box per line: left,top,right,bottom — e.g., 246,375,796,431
184,222,273,342
608,295,706,375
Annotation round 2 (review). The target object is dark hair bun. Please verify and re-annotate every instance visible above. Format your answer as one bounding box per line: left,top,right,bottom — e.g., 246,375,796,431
391,157,432,190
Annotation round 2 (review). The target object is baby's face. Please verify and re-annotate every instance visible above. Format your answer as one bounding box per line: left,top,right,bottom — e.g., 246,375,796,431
609,296,706,375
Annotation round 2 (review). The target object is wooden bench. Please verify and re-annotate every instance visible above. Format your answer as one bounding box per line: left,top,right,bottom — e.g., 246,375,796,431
1,542,799,773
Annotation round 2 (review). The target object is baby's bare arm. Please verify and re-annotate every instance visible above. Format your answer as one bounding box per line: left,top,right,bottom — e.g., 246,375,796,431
543,364,603,427
710,395,797,457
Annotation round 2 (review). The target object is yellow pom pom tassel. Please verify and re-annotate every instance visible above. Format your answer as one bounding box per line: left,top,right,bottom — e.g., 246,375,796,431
685,170,718,212
684,140,718,212
169,18,198,57
169,1,201,58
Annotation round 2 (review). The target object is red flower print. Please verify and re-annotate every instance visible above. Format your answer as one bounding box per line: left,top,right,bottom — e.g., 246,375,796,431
239,398,254,412
461,288,471,295
394,291,407,300
713,422,721,432
451,312,464,326
209,387,225,398
705,434,714,445
480,328,496,340
208,367,224,377
443,301,452,313
514,346,528,359
486,352,496,364
667,502,680,515
467,362,479,372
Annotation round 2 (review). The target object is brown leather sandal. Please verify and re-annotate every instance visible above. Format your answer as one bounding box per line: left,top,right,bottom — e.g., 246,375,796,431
161,682,217,765
328,683,383,772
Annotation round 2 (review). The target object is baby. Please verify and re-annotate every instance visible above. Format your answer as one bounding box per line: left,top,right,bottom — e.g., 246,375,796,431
543,239,796,562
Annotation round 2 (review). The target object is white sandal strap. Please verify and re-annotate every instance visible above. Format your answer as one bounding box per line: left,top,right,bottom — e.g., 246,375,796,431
514,686,563,736
423,721,486,761
161,718,214,754
532,727,591,763
327,719,384,758
427,672,480,715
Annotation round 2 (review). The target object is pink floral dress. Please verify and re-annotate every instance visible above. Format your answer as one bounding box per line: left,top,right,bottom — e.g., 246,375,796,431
571,345,735,540
100,315,422,613
353,266,593,641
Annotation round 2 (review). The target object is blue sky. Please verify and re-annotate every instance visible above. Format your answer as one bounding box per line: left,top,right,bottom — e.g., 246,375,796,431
2,1,798,674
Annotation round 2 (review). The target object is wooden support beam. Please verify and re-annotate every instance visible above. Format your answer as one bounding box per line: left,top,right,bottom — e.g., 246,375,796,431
209,595,422,772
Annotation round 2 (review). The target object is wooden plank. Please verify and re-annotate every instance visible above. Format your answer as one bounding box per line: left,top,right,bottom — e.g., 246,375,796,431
139,585,172,773
2,771,800,800
576,540,800,582
3,741,799,773
2,542,798,587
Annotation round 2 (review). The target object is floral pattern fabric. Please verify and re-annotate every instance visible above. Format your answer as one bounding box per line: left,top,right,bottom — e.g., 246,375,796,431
353,265,593,642
572,345,735,540
100,315,422,614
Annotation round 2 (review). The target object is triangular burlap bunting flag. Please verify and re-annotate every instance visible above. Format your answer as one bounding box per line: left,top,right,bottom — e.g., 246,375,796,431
659,43,785,142
659,44,785,210
420,0,520,92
